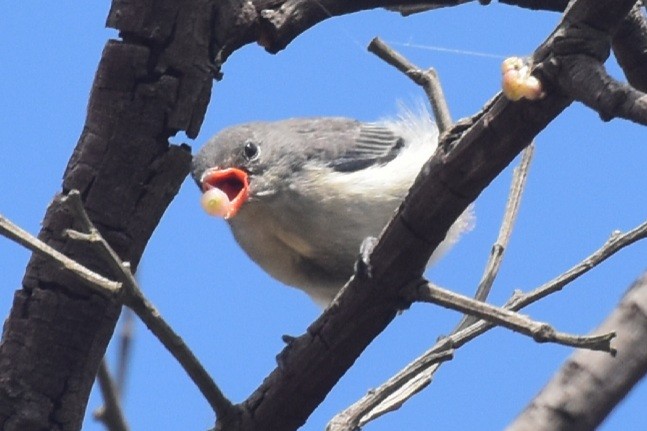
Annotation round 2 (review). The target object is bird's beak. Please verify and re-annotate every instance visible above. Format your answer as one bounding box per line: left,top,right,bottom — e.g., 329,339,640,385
200,167,249,219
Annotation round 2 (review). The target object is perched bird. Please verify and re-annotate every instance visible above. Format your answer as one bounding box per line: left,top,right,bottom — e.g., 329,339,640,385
192,110,473,306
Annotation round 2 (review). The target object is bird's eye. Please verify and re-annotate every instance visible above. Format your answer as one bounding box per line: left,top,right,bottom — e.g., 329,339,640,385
243,141,260,161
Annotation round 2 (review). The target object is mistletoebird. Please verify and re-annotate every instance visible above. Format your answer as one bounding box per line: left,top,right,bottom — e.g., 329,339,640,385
192,111,473,306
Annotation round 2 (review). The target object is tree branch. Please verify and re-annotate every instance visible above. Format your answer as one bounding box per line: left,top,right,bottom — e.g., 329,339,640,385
94,359,130,431
0,0,200,426
227,1,639,430
325,348,455,431
93,310,134,429
531,1,647,124
506,271,647,431
612,4,647,92
329,144,533,430
328,218,647,431
0,214,121,297
367,37,453,132
1,192,238,423
226,0,635,61
558,55,647,124
457,143,534,329
61,191,238,423
413,282,616,352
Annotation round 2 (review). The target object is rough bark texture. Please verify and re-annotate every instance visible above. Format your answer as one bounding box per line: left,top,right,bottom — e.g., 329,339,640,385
612,5,647,92
506,272,647,431
0,1,214,428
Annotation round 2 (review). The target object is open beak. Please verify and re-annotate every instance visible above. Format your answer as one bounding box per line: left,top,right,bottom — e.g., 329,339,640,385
200,167,249,219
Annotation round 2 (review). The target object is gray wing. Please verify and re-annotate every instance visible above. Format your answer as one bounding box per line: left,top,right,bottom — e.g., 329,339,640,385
325,123,405,173
270,117,406,173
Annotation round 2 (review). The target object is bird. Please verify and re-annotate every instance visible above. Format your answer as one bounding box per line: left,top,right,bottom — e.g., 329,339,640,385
192,110,473,306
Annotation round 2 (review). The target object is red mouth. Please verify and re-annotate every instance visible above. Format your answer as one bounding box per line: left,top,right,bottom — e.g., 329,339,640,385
201,168,249,219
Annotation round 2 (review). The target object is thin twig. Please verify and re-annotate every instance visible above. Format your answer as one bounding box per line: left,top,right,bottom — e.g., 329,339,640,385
328,220,647,430
94,359,130,431
60,190,237,421
325,348,455,431
456,143,534,330
452,221,647,347
415,281,616,352
93,309,135,425
116,309,135,393
368,37,453,132
0,213,121,296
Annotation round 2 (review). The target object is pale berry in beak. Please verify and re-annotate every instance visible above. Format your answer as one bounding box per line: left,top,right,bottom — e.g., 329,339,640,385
200,167,250,219
201,187,232,218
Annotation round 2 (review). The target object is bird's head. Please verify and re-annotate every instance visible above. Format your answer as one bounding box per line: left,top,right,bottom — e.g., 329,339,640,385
192,122,306,219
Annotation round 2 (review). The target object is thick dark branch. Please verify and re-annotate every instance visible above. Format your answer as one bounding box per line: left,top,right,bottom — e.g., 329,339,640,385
612,4,647,92
254,0,467,53
507,272,647,431
528,2,647,123
499,0,568,12
0,1,197,428
559,55,647,123
215,0,642,81
214,0,644,82
210,0,470,66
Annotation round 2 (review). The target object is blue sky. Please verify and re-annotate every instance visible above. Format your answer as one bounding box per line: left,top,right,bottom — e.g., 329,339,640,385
1,3,646,430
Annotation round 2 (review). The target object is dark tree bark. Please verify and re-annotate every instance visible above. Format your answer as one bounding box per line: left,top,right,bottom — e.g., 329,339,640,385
0,1,214,428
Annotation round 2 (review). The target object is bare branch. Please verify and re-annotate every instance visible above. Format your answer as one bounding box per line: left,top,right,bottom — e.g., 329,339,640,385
253,0,580,55
329,219,647,430
93,309,135,427
612,4,647,92
0,214,121,297
325,348,455,431
60,191,238,423
254,0,471,54
116,309,135,393
457,143,534,330
506,272,647,431
558,55,647,124
94,359,130,431
368,37,453,131
514,225,647,307
413,282,616,352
